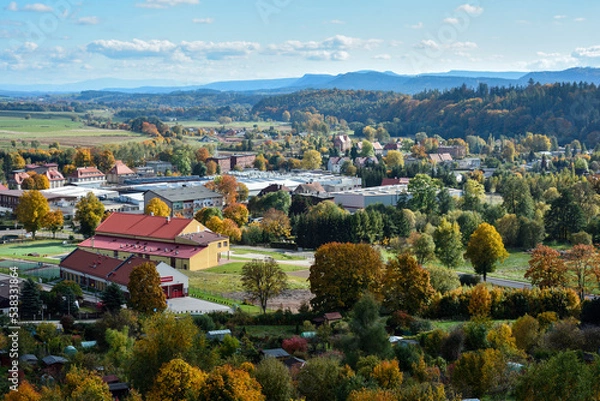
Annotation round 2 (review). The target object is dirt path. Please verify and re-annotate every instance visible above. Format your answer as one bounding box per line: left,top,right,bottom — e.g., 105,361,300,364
225,289,314,313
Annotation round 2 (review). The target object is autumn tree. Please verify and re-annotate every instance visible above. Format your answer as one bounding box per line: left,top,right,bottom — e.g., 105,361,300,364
468,284,492,318
301,149,322,170
127,262,167,314
451,349,506,398
309,242,383,311
62,366,112,401
195,147,211,162
73,148,93,167
220,218,242,242
74,192,105,238
384,150,404,169
93,149,116,172
205,215,224,233
205,160,217,175
4,380,41,401
260,208,291,241
147,358,206,401
564,244,599,301
144,197,171,217
16,190,49,239
525,245,568,288
205,174,239,204
372,359,403,390
241,258,288,314
198,364,265,401
433,218,464,268
462,179,485,211
223,203,249,227
381,253,435,315
42,209,64,238
194,207,222,225
465,223,509,281
129,314,200,394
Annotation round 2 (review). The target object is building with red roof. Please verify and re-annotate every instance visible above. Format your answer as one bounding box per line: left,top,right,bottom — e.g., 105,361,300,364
106,160,137,184
60,249,188,298
78,212,229,271
67,167,106,186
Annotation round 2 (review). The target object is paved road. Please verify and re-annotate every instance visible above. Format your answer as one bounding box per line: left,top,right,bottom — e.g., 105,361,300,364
486,277,531,289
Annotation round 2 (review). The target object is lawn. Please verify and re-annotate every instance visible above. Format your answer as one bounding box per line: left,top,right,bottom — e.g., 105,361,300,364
205,262,307,274
230,247,306,261
0,239,75,264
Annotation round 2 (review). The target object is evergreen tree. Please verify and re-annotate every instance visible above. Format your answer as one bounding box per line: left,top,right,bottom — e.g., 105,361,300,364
20,278,43,320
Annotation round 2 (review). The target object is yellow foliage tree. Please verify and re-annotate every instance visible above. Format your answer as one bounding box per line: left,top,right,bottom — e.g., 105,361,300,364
223,203,249,227
198,364,265,401
372,359,403,390
144,197,171,217
384,150,404,169
301,149,322,170
348,389,397,401
468,284,492,318
487,323,521,357
73,148,93,167
3,381,41,401
260,208,291,240
220,218,242,242
16,190,49,239
205,215,224,233
465,223,509,281
147,358,207,401
127,262,167,314
42,210,64,238
205,175,239,204
62,367,111,401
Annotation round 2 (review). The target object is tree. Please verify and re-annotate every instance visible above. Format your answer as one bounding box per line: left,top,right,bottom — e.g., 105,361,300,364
42,210,63,238
345,293,392,359
301,149,322,169
194,207,223,225
20,278,43,320
16,190,49,239
462,179,485,211
525,245,568,289
220,218,242,242
468,284,492,318
433,218,464,268
241,258,287,314
545,190,586,242
501,176,535,218
254,358,294,401
129,314,200,394
62,366,112,401
100,283,126,314
565,244,599,301
451,349,506,398
408,174,440,213
248,191,291,215
205,175,239,204
144,198,171,217
74,192,105,238
73,148,93,167
147,358,206,401
309,243,383,311
127,262,167,314
4,380,41,401
297,357,341,401
198,364,265,401
261,208,291,241
380,253,435,314
384,150,404,169
465,223,509,281
408,232,436,265
223,203,249,227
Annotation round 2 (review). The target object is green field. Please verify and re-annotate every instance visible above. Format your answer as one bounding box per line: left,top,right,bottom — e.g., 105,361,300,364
230,248,305,261
205,261,307,274
0,239,75,263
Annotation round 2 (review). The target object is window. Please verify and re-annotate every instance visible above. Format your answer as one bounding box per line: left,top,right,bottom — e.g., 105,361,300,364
223,241,228,247
218,242,222,248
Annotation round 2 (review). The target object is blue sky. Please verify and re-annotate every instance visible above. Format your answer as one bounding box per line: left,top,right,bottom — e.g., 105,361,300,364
1,0,599,85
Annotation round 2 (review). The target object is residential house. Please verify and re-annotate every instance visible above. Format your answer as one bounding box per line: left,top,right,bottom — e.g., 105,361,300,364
144,186,224,218
60,248,188,298
354,156,379,168
257,184,292,197
77,212,229,271
106,160,137,184
383,142,402,156
437,145,467,159
429,153,453,164
372,142,384,156
67,167,106,186
327,156,350,174
294,182,325,195
231,154,257,170
145,161,174,175
333,135,352,153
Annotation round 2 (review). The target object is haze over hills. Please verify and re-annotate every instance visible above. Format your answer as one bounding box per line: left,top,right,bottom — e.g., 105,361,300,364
2,67,600,97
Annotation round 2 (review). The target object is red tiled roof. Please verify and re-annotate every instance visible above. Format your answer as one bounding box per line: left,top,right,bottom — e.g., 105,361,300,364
106,256,152,287
68,167,105,179
95,212,194,240
79,235,207,259
45,170,64,181
109,160,135,176
60,249,123,278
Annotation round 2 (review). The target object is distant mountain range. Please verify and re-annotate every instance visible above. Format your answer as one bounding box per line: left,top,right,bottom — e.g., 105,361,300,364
2,67,600,96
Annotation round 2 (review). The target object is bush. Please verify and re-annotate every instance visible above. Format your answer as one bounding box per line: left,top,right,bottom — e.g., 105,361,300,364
409,318,433,335
581,298,600,325
459,274,481,286
440,328,465,362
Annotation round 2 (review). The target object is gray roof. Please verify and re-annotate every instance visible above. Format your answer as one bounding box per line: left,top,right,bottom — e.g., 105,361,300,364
261,348,291,359
42,355,68,365
147,186,222,202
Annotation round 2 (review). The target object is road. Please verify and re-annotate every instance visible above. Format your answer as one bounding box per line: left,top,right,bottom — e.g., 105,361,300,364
486,277,531,289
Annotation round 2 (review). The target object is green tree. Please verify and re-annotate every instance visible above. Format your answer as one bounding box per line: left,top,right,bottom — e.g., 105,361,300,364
309,242,383,311
241,258,288,314
74,192,105,238
127,262,167,314
433,218,464,268
194,207,223,225
301,149,322,170
565,244,599,301
408,174,440,213
381,253,435,314
345,293,392,359
254,358,294,401
465,223,509,281
16,190,49,239
409,232,436,265
501,176,535,218
545,190,586,242
100,283,126,314
451,349,507,398
20,278,43,320
297,357,342,401
144,197,171,217
462,179,485,211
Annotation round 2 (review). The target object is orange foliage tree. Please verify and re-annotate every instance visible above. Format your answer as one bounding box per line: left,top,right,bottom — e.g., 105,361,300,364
525,245,568,289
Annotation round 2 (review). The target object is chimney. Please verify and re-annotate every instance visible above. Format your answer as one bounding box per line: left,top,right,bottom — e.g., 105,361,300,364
167,216,171,223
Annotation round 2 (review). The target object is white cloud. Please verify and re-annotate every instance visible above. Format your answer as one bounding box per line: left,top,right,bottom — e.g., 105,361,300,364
181,41,260,60
449,41,478,50
444,17,460,24
573,45,600,59
5,2,18,11
553,15,567,20
192,18,214,24
410,22,423,29
457,4,483,16
23,42,38,52
87,39,178,58
415,39,440,50
524,51,578,70
136,0,199,9
390,40,404,47
574,17,586,22
265,35,381,61
77,16,100,25
373,54,391,60
22,3,54,12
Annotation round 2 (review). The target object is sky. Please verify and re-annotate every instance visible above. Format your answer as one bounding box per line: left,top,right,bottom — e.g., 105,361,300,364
1,0,600,86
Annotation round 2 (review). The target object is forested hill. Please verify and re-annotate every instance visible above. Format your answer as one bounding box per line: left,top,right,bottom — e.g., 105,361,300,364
252,82,600,146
